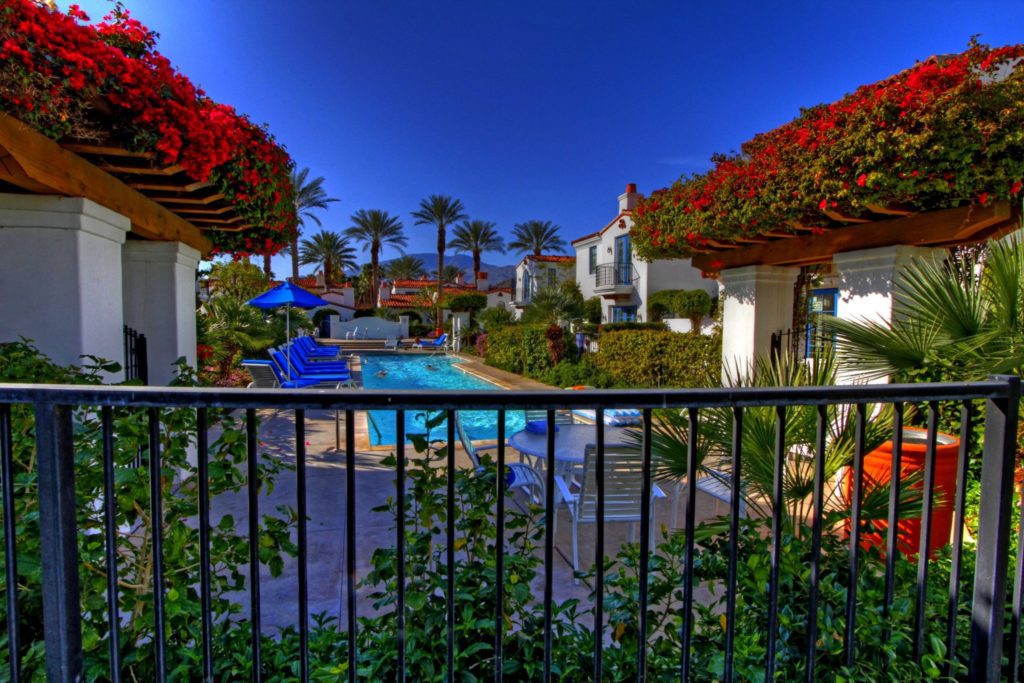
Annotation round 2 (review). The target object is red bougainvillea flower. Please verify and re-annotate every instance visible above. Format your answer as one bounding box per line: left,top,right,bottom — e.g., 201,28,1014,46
629,40,1024,260
0,0,297,256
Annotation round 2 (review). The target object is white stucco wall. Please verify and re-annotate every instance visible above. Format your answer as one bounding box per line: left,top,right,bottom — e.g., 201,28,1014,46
0,194,129,376
719,265,799,381
123,241,201,385
572,215,716,324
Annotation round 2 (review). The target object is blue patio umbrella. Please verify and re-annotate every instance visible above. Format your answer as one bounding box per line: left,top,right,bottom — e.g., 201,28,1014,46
247,282,328,380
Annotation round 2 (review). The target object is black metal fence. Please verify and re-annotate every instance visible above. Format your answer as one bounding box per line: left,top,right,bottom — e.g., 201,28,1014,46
0,378,1021,681
122,326,149,385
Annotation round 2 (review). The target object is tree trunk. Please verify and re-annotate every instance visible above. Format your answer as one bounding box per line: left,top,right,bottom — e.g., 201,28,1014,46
263,253,272,277
371,248,379,308
290,231,300,281
473,250,481,284
436,225,445,328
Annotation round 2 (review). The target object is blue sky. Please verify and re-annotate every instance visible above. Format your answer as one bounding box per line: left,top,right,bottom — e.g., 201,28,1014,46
67,0,1024,274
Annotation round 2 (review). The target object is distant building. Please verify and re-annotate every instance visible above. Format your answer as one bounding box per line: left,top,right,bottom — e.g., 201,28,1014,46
572,184,716,325
377,272,513,322
512,254,576,318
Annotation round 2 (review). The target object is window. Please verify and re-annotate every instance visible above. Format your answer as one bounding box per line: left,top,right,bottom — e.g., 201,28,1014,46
588,245,597,274
611,305,637,323
614,234,632,284
806,288,838,358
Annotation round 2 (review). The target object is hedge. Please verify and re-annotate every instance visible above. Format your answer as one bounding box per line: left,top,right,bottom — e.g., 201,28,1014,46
593,330,721,388
484,324,568,377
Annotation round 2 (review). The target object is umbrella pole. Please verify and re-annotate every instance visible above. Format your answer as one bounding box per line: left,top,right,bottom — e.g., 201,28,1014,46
286,306,291,382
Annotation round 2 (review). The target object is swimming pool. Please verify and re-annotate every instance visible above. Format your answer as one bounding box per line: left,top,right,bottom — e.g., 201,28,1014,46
360,354,526,445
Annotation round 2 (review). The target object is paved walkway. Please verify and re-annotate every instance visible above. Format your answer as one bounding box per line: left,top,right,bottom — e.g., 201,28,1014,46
212,405,719,634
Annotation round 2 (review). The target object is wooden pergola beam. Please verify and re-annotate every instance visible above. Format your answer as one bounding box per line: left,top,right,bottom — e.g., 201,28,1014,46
692,202,1014,271
95,162,185,176
149,193,226,205
0,113,211,255
60,143,153,159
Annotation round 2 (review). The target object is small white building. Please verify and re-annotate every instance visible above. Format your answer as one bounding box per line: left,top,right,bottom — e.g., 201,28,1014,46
511,254,576,318
572,184,717,324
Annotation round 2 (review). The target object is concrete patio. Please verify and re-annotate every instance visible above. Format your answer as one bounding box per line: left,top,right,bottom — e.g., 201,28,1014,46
211,406,719,634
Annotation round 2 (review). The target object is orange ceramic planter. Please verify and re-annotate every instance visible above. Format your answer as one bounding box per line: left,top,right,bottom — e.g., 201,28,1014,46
845,427,960,558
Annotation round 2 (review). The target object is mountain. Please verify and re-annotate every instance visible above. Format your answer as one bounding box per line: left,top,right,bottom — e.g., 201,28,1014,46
379,252,518,285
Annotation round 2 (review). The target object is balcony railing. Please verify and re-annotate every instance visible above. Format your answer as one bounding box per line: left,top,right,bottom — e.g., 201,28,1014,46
0,378,1020,680
595,262,637,289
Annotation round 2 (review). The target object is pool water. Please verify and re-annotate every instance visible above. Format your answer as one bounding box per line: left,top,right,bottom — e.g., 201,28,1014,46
360,354,526,445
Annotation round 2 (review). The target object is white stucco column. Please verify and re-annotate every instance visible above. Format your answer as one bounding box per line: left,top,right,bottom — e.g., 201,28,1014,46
122,241,201,385
832,245,946,384
719,265,800,382
833,245,946,327
0,194,130,377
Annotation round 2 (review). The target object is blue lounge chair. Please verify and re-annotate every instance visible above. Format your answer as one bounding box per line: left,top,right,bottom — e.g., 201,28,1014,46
284,349,351,376
271,350,351,383
242,360,326,389
295,335,340,359
414,333,447,349
278,344,350,372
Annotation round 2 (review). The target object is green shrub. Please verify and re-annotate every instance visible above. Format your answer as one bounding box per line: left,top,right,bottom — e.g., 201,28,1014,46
444,292,487,312
583,296,602,324
647,288,713,323
593,329,721,387
484,324,567,376
477,305,517,330
542,357,614,388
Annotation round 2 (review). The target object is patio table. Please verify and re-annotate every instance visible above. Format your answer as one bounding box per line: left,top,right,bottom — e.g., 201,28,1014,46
508,423,629,466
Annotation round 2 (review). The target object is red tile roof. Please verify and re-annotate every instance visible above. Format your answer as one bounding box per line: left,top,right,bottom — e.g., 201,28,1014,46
525,254,575,263
570,210,634,245
379,293,421,308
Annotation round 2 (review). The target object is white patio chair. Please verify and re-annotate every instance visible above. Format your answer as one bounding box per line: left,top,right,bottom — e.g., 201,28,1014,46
554,443,666,577
454,411,544,503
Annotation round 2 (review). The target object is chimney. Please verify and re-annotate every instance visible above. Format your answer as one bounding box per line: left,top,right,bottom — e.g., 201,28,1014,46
377,281,390,305
619,183,641,212
455,272,464,285
476,271,489,292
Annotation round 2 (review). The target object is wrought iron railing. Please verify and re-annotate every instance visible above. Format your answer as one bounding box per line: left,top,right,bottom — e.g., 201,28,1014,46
122,326,148,385
0,378,1021,681
595,262,637,288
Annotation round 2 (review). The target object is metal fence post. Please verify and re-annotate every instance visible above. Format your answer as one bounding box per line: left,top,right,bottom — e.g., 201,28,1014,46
969,375,1021,681
34,402,83,681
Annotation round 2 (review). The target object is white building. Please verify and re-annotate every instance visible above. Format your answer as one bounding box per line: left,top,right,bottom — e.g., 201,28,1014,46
571,184,717,325
511,254,576,318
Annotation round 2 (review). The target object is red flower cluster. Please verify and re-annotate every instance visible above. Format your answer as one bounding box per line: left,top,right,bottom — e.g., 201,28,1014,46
0,0,296,256
632,41,1024,259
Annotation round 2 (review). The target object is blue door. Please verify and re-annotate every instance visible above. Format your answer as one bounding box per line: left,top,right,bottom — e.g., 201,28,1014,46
614,235,631,285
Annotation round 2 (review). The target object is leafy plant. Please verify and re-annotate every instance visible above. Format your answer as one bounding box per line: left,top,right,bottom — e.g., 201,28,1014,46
647,289,713,327
593,328,721,387
0,341,296,679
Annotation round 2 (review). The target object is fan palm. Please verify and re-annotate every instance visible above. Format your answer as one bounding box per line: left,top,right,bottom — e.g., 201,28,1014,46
433,264,465,284
448,220,504,281
828,230,1024,382
287,168,340,280
384,255,426,281
626,350,922,537
509,219,566,257
411,195,467,315
298,230,357,283
344,209,407,298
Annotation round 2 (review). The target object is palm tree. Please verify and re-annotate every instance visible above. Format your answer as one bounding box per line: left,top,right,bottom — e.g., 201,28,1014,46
344,209,407,298
433,264,465,284
448,219,504,282
509,219,566,257
411,195,467,318
288,168,340,280
298,230,357,284
384,255,426,281
828,232,1024,382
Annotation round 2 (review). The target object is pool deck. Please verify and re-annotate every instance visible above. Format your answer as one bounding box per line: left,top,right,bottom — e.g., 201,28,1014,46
218,349,718,635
